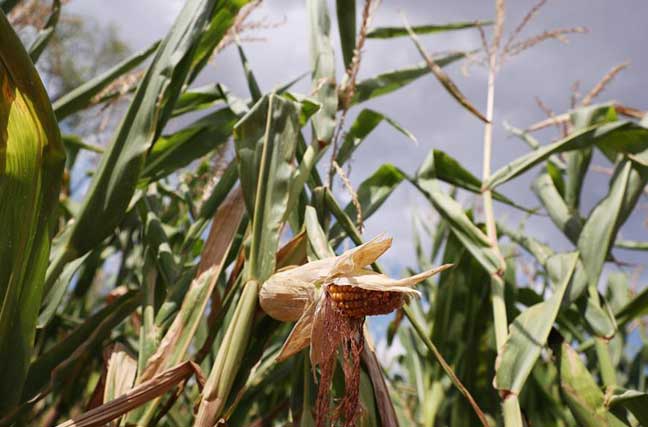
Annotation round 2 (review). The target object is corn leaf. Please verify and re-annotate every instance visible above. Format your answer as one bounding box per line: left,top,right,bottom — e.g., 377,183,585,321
367,21,491,39
485,120,648,189
578,160,647,288
236,41,262,102
606,388,648,425
236,94,301,280
615,240,648,251
351,51,468,106
195,93,300,425
556,342,628,427
532,173,582,244
172,83,224,117
45,0,241,290
37,253,90,329
304,205,334,258
615,284,648,329
130,190,245,424
140,107,237,184
27,0,61,63
413,149,531,211
186,0,250,84
335,109,416,167
330,163,405,244
52,41,159,120
0,11,65,412
335,0,356,69
22,291,140,401
495,252,578,396
308,0,337,144
411,178,502,274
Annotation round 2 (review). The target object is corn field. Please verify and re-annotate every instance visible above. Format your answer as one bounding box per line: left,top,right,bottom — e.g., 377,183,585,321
1,0,648,426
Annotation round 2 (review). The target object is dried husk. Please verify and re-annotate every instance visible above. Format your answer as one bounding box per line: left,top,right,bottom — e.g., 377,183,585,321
257,234,453,427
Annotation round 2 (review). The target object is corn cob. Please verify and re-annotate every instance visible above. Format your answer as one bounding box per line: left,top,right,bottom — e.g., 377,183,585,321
327,284,404,318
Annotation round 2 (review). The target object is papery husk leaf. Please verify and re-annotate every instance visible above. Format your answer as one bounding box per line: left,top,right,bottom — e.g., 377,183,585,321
259,278,317,322
330,264,453,294
277,301,318,362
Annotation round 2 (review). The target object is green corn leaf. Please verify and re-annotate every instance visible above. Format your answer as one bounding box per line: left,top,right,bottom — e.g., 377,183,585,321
195,94,301,425
556,341,628,427
304,205,335,258
367,20,491,39
576,296,617,339
0,11,65,412
186,0,249,84
235,93,301,280
172,83,224,117
22,291,140,402
130,191,245,425
329,163,405,244
335,108,416,167
27,0,61,63
571,103,619,130
336,0,356,69
615,240,648,251
564,103,619,210
615,286,648,327
308,0,337,144
45,0,241,290
414,149,531,212
498,222,555,266
503,121,566,169
37,253,90,329
578,160,647,289
532,173,582,244
485,120,648,189
140,107,237,184
52,41,159,121
410,177,501,274
351,51,468,106
495,252,578,396
606,388,648,425
235,41,262,102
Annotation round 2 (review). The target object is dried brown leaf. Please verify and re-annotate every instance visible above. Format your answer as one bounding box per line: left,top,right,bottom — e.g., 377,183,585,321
54,362,199,427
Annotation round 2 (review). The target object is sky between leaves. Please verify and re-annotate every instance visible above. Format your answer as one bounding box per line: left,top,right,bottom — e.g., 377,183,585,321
64,0,648,285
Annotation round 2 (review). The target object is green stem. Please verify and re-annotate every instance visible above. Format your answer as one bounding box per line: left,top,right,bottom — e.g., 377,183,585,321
502,395,523,427
194,280,260,426
481,21,523,425
594,338,616,387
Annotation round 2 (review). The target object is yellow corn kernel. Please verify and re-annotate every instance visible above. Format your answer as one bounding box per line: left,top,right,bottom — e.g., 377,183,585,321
327,284,404,318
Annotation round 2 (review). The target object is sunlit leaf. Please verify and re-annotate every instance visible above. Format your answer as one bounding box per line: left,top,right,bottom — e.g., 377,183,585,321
0,11,65,411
